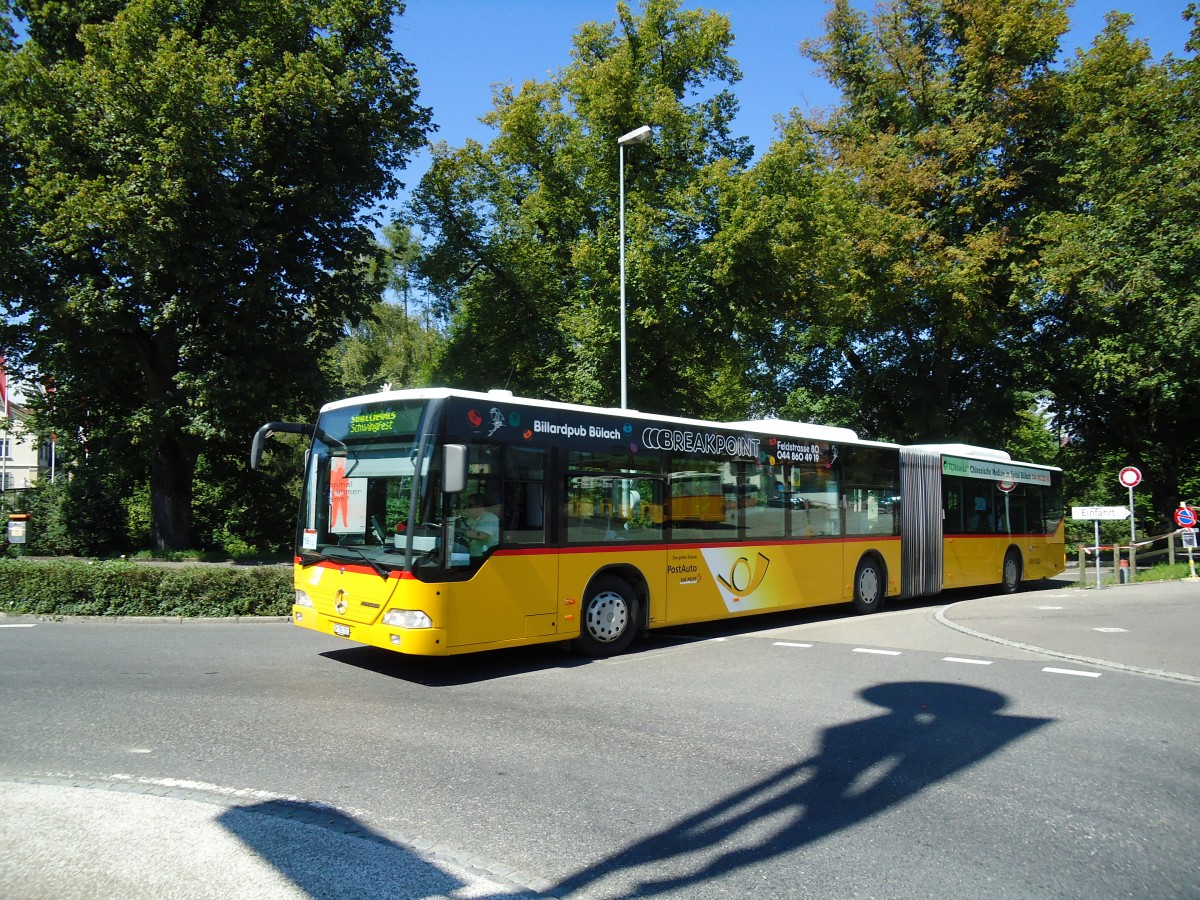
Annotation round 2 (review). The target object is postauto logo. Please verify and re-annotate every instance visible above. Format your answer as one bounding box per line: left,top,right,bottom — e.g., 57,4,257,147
700,548,775,612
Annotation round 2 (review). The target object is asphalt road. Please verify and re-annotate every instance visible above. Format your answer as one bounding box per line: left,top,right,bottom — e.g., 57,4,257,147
1,578,1197,898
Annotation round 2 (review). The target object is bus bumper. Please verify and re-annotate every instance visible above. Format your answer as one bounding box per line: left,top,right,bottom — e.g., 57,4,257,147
291,606,449,655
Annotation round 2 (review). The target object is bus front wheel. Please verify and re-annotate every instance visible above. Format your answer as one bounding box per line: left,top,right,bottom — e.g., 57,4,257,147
1002,550,1022,594
852,556,886,615
576,576,640,657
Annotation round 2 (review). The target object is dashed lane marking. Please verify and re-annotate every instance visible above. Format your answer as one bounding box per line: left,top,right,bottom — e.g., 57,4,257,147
773,642,1100,678
936,604,1198,684
1043,667,1102,678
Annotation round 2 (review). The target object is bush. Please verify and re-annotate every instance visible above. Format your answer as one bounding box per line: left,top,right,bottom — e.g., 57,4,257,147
0,559,292,618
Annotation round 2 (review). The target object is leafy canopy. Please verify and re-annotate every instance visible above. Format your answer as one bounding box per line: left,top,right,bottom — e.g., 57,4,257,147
0,0,431,549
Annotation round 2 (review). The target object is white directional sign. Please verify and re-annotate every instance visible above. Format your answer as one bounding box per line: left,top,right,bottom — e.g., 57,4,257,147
1071,506,1132,521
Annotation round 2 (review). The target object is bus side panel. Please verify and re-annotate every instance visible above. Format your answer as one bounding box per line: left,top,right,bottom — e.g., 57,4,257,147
943,535,1002,587
445,552,559,649
945,527,1066,588
557,547,667,634
664,540,849,626
844,537,903,601
1025,520,1067,579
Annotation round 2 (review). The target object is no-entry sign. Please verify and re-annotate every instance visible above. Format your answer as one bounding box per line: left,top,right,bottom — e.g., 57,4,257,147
1118,466,1142,488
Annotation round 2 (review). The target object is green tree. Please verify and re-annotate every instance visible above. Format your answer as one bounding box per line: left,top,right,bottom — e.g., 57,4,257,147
788,0,1069,444
331,221,442,396
372,220,423,317
697,115,864,420
409,0,752,417
1034,8,1200,529
331,298,443,396
0,0,431,550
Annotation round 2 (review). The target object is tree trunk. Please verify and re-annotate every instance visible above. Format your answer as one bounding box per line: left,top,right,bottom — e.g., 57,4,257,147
150,436,197,551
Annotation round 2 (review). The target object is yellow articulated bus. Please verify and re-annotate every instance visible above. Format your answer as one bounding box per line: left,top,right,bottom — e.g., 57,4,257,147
250,388,1064,657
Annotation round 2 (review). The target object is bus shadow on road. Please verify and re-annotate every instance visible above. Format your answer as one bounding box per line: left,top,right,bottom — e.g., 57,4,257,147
319,642,591,686
317,579,1076,685
319,583,1068,685
551,680,1052,898
651,579,1072,646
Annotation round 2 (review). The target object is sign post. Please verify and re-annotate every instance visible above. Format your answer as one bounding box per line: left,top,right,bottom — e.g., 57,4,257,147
1072,506,1132,589
1118,467,1141,580
1175,504,1199,581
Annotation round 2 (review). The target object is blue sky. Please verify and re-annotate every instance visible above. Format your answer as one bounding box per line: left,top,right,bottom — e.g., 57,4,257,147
391,0,1194,195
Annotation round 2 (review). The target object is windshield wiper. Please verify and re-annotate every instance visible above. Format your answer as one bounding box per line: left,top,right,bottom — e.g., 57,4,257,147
320,545,391,579
298,550,324,568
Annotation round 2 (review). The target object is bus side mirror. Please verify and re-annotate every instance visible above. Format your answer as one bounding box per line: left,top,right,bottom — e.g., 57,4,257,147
444,444,468,494
250,422,314,470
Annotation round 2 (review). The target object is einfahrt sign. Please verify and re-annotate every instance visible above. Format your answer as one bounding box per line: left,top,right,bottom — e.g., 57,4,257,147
1071,506,1131,521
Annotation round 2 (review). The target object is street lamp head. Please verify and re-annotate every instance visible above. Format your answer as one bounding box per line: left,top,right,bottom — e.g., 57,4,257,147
618,125,653,146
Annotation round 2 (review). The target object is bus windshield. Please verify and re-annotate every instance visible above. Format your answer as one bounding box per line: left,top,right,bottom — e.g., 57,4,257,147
298,399,450,572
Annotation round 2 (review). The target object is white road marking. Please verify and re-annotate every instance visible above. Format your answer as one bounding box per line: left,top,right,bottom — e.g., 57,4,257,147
1038,606,1064,610
1093,627,1128,633
943,657,993,665
853,648,901,656
1043,667,1101,678
773,641,813,648
0,624,36,628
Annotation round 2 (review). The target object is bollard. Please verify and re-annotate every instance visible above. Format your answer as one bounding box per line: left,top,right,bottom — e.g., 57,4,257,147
1119,558,1130,584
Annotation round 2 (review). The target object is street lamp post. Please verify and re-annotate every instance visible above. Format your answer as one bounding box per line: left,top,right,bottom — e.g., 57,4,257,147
618,125,652,410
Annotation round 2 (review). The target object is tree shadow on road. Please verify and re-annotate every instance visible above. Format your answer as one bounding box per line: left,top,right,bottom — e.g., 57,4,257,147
553,681,1051,897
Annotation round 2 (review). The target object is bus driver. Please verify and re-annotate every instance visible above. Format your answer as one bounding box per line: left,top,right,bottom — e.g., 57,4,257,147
462,493,500,556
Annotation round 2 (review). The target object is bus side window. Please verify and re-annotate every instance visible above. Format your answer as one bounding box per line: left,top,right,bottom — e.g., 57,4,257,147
668,460,739,542
746,461,785,540
967,494,993,533
943,477,962,534
503,448,546,545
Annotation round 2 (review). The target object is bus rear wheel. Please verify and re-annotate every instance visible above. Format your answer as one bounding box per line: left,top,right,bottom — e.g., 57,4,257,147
576,576,639,657
852,556,885,615
1002,550,1022,594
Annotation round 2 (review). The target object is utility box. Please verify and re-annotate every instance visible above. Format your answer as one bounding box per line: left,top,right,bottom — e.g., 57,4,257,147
7,513,28,544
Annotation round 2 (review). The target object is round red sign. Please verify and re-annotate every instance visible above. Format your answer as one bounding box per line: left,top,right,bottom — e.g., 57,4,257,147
1118,466,1142,488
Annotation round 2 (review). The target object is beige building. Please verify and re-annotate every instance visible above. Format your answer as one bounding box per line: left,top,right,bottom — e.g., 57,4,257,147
2,402,51,493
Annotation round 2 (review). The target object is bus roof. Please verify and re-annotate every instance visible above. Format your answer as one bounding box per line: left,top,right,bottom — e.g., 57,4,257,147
321,388,883,445
321,388,1043,463
724,418,870,445
908,443,1060,472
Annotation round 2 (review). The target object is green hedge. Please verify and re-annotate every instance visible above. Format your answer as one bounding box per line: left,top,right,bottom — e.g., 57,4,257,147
0,559,292,618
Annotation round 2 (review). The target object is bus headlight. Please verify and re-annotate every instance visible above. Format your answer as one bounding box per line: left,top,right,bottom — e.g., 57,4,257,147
294,590,314,608
382,609,432,629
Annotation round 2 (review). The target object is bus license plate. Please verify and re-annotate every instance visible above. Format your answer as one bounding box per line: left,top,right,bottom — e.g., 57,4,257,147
333,623,351,638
